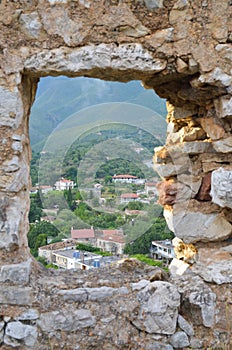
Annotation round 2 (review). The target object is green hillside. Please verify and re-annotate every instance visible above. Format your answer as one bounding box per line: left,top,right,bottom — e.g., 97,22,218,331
29,77,167,151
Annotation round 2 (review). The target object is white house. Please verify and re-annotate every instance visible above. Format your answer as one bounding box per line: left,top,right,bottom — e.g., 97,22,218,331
145,182,158,196
112,174,145,185
54,178,74,191
150,240,175,264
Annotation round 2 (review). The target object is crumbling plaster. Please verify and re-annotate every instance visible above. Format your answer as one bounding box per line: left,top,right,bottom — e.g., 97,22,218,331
0,0,231,349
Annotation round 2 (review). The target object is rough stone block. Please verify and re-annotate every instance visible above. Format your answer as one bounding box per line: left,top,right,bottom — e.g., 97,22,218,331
164,206,232,243
0,287,32,305
4,321,37,348
170,331,190,348
178,315,194,336
211,168,232,208
213,136,232,153
132,281,180,335
38,308,96,332
0,259,32,284
144,0,164,9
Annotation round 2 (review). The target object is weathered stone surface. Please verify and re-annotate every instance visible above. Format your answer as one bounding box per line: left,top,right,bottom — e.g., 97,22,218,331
213,136,232,153
0,259,32,284
38,308,96,332
199,117,225,140
169,258,190,277
175,276,216,328
144,0,164,9
16,309,39,321
0,286,32,305
132,281,180,335
19,12,42,39
146,342,173,350
199,68,232,88
24,44,167,77
196,173,212,201
131,279,149,291
178,315,194,336
192,260,232,285
170,331,190,348
164,205,232,243
0,87,24,128
214,95,232,118
4,321,37,348
146,28,174,48
211,168,232,208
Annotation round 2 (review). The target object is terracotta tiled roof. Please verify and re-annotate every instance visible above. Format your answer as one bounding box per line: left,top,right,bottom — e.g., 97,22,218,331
112,174,137,179
71,228,95,239
121,193,139,199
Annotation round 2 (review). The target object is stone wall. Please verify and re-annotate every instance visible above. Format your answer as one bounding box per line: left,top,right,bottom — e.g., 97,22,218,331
0,0,231,348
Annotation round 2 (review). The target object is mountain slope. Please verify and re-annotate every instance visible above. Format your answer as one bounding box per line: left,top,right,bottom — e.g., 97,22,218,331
29,77,167,150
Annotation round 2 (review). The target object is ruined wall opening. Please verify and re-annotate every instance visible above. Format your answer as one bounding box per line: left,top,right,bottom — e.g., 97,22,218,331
28,75,171,268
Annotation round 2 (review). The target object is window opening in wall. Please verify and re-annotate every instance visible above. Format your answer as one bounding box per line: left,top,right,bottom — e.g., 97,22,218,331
29,76,173,271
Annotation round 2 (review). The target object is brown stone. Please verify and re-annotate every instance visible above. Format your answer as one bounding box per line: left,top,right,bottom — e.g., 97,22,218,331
196,173,212,201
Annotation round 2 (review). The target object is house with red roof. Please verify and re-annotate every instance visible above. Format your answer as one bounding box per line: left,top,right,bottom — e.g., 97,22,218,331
70,228,95,243
120,193,139,204
96,229,125,255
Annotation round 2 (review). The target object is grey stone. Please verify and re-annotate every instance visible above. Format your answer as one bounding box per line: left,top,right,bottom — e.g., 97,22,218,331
19,12,42,39
86,286,124,301
132,281,180,335
16,309,39,321
173,0,189,10
0,287,32,305
178,315,194,336
0,259,32,284
41,7,87,46
24,44,167,76
192,260,232,284
131,279,149,291
164,206,232,243
4,321,37,348
211,168,232,209
144,0,164,9
0,86,24,128
213,136,232,153
57,288,88,302
190,337,204,349
38,308,95,332
199,67,232,88
189,290,216,327
214,95,232,118
0,321,4,331
146,341,173,350
170,331,190,348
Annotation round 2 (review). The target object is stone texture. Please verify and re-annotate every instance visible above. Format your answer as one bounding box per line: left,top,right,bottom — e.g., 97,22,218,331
144,0,164,9
211,168,232,208
178,315,194,336
213,136,232,153
214,95,232,118
132,281,180,335
38,308,96,332
4,321,37,348
24,44,167,77
0,1,231,349
196,173,212,201
164,205,232,243
0,286,32,305
169,331,190,348
146,342,173,350
0,259,32,284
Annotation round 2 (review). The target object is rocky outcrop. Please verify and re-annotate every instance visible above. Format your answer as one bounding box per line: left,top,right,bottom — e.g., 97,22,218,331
0,0,231,349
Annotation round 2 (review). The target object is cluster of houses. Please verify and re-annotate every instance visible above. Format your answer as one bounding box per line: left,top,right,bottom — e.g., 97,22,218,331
30,178,74,194
70,227,125,255
38,239,121,270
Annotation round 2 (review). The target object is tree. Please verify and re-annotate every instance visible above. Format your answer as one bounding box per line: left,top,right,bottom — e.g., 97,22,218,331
28,221,59,256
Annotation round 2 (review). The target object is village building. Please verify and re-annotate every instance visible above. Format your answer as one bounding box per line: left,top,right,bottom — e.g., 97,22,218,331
120,193,139,204
150,240,175,264
70,227,95,243
145,182,158,196
54,178,74,191
112,174,145,185
38,239,77,263
40,215,56,224
96,229,125,255
30,185,54,194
